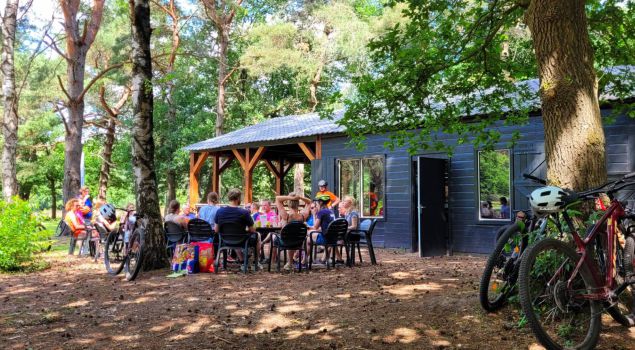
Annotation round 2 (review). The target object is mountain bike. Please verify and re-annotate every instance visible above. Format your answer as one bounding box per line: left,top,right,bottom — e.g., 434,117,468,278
103,209,145,281
518,172,635,350
479,174,565,312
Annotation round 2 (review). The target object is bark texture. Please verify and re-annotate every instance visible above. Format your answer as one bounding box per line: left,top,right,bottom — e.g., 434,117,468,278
293,164,304,196
97,86,129,202
59,0,105,204
525,0,606,190
1,0,19,200
201,0,243,137
129,0,168,269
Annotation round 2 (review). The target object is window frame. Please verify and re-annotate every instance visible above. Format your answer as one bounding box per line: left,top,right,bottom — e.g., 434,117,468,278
476,148,513,223
337,155,386,219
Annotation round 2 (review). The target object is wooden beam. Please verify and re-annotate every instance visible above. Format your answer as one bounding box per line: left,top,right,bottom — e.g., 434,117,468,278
283,161,293,177
276,158,285,195
232,148,247,169
298,142,315,161
219,154,235,173
263,159,280,177
192,151,209,175
316,136,322,159
212,153,220,194
189,152,205,207
248,146,265,170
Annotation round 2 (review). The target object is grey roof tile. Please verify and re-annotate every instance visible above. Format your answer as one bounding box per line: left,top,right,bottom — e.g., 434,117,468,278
184,110,345,151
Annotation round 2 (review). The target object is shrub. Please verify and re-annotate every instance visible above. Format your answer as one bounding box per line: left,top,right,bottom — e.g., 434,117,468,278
0,197,50,271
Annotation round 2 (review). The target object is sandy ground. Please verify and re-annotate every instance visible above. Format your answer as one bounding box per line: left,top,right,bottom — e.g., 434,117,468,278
1,241,634,349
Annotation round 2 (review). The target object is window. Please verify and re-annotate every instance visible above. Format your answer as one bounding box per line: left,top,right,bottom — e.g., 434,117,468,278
338,157,385,218
477,149,511,221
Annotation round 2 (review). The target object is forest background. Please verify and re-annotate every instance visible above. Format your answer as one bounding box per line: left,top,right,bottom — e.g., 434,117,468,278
0,0,633,219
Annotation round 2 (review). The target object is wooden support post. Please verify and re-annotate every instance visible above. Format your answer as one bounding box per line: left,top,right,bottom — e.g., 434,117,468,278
189,151,209,207
212,153,220,194
316,136,322,159
231,147,265,204
298,142,316,161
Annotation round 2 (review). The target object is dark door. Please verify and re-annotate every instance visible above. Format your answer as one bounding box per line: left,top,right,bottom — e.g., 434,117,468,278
417,157,448,257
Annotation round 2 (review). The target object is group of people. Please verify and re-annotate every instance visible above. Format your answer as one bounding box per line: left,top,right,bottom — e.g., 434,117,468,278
480,196,510,219
64,186,135,256
165,179,360,271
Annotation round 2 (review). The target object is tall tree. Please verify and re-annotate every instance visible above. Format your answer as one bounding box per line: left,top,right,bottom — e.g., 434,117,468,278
58,0,105,203
339,0,635,191
96,86,130,201
201,0,243,136
1,0,20,200
129,0,168,269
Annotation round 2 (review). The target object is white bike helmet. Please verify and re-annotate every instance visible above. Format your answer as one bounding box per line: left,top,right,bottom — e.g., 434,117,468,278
529,186,568,214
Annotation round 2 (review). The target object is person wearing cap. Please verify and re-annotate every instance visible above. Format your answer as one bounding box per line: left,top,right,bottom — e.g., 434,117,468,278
316,179,340,209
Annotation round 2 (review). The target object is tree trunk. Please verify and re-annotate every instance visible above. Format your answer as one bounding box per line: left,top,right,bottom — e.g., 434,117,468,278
1,0,19,200
525,0,606,191
165,86,177,208
60,0,105,204
294,164,304,196
49,176,57,219
129,0,168,270
216,24,229,137
97,118,116,201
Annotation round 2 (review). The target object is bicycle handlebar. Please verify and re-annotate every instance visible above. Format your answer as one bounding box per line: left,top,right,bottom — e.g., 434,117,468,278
522,173,547,185
576,172,635,199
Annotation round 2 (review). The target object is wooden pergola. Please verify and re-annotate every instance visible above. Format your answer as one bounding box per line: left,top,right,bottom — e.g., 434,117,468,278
188,137,322,206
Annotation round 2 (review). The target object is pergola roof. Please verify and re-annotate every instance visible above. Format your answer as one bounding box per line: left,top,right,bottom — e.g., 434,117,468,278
184,110,345,152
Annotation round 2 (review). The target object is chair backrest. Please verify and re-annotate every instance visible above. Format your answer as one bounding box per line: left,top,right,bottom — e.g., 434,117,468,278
322,218,348,243
164,221,186,244
358,218,377,238
218,222,249,246
279,221,308,248
187,218,214,242
56,219,72,237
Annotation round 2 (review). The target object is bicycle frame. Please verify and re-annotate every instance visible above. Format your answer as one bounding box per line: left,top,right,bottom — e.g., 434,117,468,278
556,199,626,301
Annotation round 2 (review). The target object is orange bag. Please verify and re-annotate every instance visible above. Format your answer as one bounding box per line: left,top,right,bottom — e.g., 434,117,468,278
191,242,215,273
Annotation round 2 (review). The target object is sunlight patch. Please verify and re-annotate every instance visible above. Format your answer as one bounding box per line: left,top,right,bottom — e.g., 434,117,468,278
382,327,420,343
383,282,442,296
112,334,140,341
254,313,294,333
389,271,413,279
65,299,89,308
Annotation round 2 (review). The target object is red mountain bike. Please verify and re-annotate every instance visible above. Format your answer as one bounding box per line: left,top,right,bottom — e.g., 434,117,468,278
518,172,635,350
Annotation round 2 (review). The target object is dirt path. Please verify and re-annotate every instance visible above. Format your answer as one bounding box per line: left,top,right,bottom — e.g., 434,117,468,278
1,246,633,349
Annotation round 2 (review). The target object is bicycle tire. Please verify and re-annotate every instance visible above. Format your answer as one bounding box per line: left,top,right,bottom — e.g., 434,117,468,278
590,234,635,327
104,231,125,275
124,228,144,281
626,235,634,277
479,223,522,312
518,238,601,350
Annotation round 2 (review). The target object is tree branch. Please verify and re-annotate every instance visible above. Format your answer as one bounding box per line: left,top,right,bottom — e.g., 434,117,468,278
57,75,72,101
78,62,125,102
82,0,105,48
53,101,70,135
45,33,70,61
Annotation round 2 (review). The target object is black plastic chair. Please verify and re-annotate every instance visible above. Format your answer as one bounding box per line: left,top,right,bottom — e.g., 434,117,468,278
214,222,259,273
268,221,308,272
308,218,349,270
187,218,215,242
164,221,188,257
347,219,378,265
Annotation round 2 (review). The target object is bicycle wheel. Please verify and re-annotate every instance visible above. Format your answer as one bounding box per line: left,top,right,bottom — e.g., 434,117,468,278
124,229,144,281
104,231,125,275
479,223,522,312
591,234,635,327
518,238,601,350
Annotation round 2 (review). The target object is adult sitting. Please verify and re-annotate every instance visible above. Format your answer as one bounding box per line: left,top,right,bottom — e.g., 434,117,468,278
198,192,220,229
268,193,311,270
165,200,189,229
182,204,196,220
248,202,261,221
65,198,94,256
339,196,359,231
214,189,262,267
78,186,93,221
302,195,342,265
258,199,278,226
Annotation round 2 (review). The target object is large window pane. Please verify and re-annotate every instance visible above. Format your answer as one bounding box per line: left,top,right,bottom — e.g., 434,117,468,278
478,150,511,220
339,159,360,208
362,158,385,217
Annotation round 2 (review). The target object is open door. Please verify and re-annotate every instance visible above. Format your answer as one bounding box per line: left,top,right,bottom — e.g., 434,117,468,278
416,157,448,257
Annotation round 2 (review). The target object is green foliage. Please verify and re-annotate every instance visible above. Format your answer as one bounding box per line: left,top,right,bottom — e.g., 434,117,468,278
478,150,510,203
337,0,635,154
0,198,50,272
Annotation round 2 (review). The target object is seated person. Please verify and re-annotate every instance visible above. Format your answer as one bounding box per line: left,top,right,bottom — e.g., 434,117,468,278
258,199,278,226
94,202,118,234
183,204,197,220
302,195,342,265
65,198,96,256
214,189,262,267
340,195,361,241
164,200,189,229
249,202,261,221
198,192,221,228
265,193,311,270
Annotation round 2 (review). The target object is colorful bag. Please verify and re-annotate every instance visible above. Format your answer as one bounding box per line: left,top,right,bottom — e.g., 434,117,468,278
172,243,192,272
191,242,215,273
186,245,199,274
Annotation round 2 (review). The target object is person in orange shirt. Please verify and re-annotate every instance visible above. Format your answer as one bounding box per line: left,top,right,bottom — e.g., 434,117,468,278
65,198,93,255
316,179,340,209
